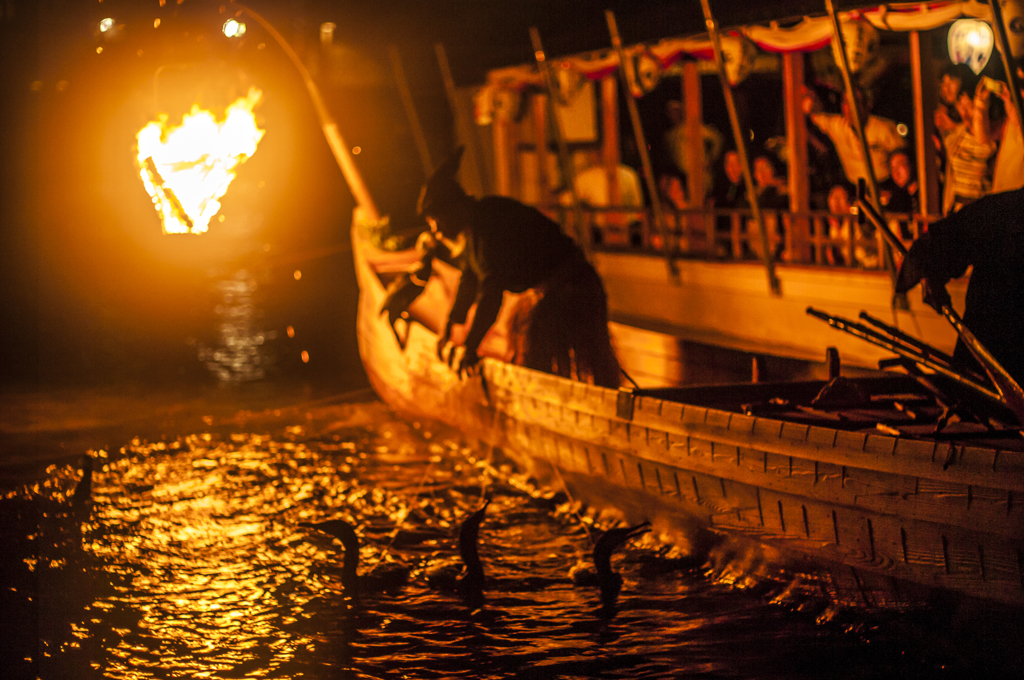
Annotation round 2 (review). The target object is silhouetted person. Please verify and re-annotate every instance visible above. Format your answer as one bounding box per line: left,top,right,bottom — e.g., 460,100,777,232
417,147,621,387
895,187,1024,385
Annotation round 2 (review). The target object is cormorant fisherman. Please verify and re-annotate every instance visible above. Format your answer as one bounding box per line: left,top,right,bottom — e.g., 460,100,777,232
426,500,489,608
895,186,1024,387
394,147,622,387
571,521,651,603
301,518,410,596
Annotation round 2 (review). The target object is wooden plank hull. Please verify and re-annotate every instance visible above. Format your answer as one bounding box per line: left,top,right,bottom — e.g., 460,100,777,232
351,217,1024,607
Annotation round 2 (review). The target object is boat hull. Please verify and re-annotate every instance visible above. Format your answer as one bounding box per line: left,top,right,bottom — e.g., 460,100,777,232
352,216,1024,608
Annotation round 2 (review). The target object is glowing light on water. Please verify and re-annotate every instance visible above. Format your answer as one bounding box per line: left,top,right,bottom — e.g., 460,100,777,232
197,270,271,382
136,88,265,234
99,18,114,33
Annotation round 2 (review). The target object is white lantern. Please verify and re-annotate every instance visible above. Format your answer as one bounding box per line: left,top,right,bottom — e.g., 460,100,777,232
947,19,994,75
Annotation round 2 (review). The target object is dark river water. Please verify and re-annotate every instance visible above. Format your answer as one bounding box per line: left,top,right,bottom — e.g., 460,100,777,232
3,397,1022,679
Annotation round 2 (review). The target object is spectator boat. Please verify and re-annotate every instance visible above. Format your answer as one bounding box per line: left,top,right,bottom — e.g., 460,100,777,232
460,0,1019,387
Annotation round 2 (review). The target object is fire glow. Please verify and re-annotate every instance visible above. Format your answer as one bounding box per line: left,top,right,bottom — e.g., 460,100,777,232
136,87,265,234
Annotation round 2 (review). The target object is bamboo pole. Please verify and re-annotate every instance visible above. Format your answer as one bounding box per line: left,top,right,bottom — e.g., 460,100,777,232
388,45,433,177
697,0,780,295
824,0,879,208
435,43,491,196
989,0,1024,132
529,27,589,253
823,0,905,306
605,10,676,277
233,4,378,221
782,51,810,262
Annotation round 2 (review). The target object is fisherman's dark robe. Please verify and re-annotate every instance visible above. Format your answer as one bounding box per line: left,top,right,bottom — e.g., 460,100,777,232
896,187,1024,385
448,196,621,387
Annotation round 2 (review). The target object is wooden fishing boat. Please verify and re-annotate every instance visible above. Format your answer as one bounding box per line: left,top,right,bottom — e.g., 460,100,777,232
352,211,1024,609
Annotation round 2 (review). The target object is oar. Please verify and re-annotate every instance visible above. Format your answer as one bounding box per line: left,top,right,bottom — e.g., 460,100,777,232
857,310,957,370
806,307,1003,405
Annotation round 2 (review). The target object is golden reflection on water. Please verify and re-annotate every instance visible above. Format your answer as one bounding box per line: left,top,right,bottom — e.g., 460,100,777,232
72,402,526,679
4,400,1003,679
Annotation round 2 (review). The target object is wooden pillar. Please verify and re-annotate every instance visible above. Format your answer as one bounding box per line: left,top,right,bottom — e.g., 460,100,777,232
532,92,549,203
910,30,940,217
682,62,705,205
601,77,621,201
783,51,810,262
492,101,513,197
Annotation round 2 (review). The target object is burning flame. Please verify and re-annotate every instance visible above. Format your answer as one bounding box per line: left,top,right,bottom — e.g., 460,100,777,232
137,87,265,234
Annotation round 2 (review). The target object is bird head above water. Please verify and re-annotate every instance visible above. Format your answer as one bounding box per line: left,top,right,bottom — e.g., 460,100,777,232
458,499,489,569
301,518,362,587
457,500,489,607
592,521,651,600
301,518,411,596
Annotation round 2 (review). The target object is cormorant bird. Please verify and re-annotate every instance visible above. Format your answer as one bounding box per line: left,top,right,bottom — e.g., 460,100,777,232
301,518,410,596
425,500,489,607
571,521,651,602
70,455,93,521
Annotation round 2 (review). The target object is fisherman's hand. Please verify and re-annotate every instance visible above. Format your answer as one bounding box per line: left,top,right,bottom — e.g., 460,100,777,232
457,346,480,379
437,325,452,362
922,278,951,314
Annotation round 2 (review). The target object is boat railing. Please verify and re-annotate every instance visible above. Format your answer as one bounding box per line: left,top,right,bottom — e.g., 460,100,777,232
546,204,941,270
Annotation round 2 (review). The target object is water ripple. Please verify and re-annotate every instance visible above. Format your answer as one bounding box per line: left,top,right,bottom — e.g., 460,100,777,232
2,400,1020,679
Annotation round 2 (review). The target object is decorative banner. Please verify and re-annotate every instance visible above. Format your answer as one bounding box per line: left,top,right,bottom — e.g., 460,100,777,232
839,18,880,73
136,87,265,234
948,18,994,74
634,50,661,94
492,88,521,121
554,62,586,106
623,48,662,98
473,86,495,126
720,35,757,85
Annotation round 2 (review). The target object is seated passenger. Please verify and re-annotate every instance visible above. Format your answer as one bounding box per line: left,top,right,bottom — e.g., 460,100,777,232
879,150,920,240
563,148,644,247
710,150,745,258
745,154,788,261
826,184,877,269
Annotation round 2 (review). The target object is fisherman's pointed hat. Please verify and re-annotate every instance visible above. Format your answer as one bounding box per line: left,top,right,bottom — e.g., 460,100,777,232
417,146,467,218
